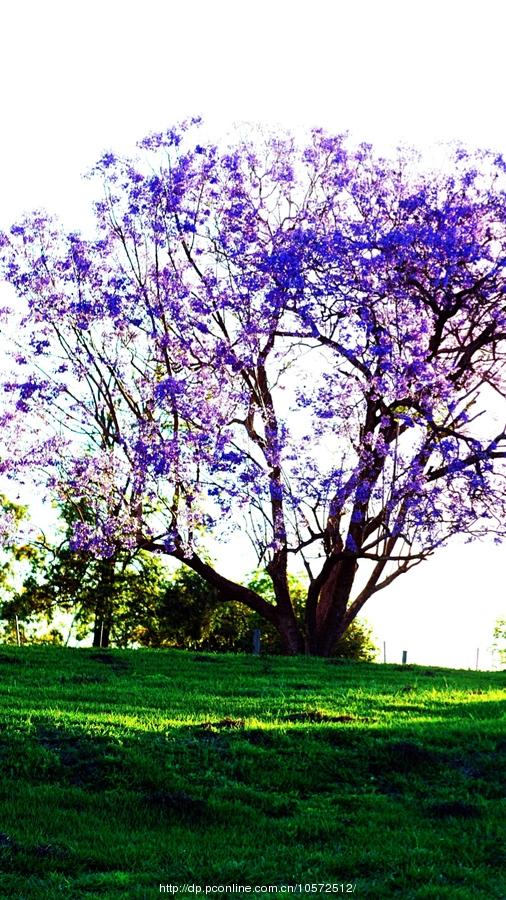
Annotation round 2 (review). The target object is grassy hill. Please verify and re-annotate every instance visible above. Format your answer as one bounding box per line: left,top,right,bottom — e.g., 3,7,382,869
0,646,503,899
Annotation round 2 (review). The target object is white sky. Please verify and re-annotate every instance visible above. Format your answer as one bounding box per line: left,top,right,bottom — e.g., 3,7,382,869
0,0,505,667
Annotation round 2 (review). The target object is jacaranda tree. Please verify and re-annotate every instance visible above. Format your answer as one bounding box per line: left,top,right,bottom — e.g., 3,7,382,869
1,120,506,655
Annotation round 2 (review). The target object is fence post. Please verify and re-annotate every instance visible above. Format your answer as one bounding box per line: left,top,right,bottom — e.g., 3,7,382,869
15,616,20,647
383,641,387,664
252,629,261,656
475,648,480,671
402,650,408,665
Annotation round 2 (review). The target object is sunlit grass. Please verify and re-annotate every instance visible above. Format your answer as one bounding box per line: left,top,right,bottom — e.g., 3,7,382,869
0,646,503,898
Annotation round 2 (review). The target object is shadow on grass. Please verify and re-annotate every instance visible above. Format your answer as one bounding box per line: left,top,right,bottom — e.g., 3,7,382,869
377,696,506,720
89,652,132,673
32,723,213,825
0,680,502,823
0,688,502,891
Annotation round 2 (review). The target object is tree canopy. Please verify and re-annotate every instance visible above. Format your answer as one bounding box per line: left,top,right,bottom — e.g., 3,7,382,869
1,120,506,654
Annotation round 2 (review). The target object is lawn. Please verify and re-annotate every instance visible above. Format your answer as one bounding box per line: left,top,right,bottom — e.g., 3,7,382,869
0,646,503,899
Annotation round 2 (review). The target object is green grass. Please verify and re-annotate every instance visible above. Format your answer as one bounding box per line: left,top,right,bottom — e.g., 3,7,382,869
0,646,503,899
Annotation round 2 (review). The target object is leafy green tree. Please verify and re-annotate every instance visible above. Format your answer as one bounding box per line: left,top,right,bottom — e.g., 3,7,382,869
0,498,168,647
0,495,45,644
491,619,506,667
130,566,222,649
106,553,173,648
13,542,170,648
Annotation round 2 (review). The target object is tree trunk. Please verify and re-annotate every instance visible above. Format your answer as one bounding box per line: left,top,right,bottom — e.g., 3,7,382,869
93,599,114,647
92,559,115,648
315,616,347,657
93,623,108,648
162,546,356,658
276,612,305,655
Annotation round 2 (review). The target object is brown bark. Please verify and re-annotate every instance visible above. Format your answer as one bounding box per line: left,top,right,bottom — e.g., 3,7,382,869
315,574,356,655
275,612,305,655
170,550,280,625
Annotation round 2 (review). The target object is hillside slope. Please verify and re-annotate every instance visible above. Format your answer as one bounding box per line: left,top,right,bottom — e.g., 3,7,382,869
0,647,503,899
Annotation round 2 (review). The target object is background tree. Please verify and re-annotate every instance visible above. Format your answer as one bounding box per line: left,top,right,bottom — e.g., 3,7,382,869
2,122,506,655
14,539,169,648
128,565,225,649
3,500,169,647
0,495,43,644
490,618,506,667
